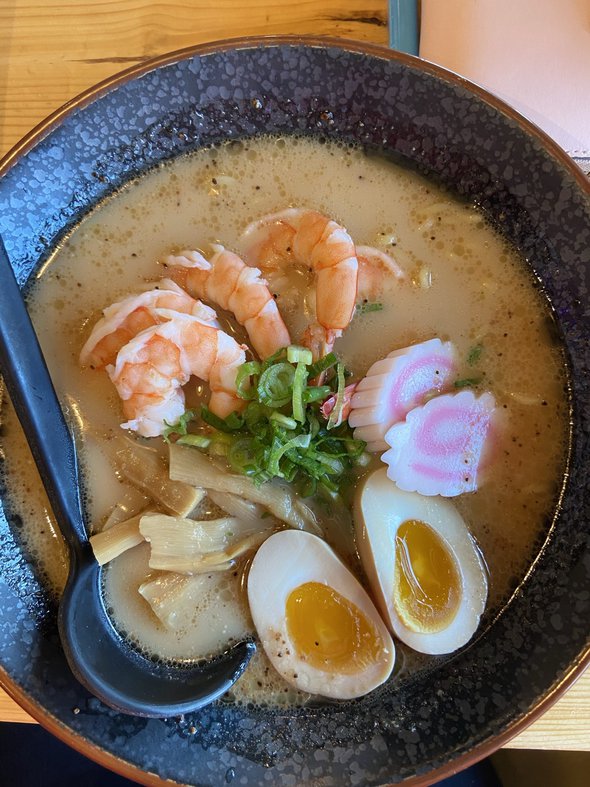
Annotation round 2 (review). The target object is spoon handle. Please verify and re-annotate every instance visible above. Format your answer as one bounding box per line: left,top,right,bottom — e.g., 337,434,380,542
0,238,87,550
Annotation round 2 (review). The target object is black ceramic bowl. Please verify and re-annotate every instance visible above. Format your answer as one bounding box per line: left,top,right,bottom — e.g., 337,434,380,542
0,37,589,787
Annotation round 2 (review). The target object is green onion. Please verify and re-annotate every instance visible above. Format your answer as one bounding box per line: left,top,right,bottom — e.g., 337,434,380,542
356,302,383,314
292,362,308,423
287,452,325,479
267,433,312,477
307,352,338,380
257,362,295,407
162,409,196,442
173,347,363,497
201,406,244,432
341,438,367,459
314,453,345,475
299,476,317,498
287,345,313,365
281,457,298,483
228,437,260,473
261,346,287,371
177,434,211,449
270,412,298,430
243,401,271,432
319,475,339,493
308,413,321,438
454,377,482,388
467,344,483,366
208,432,233,457
302,385,331,403
327,362,346,429
236,361,261,399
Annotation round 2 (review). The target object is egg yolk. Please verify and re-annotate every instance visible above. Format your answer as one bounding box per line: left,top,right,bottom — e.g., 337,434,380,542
393,519,461,633
285,582,384,674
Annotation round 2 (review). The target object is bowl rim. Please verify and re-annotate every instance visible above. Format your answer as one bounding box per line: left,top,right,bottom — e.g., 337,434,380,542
2,34,590,198
0,33,588,787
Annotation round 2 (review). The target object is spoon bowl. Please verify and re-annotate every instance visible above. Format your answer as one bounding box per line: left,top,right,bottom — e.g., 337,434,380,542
0,236,255,717
60,551,255,717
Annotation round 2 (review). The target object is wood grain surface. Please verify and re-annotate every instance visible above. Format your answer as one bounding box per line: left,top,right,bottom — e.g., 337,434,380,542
0,0,588,753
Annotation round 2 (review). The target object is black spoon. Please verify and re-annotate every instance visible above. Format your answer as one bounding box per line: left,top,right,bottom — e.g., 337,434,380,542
0,237,255,717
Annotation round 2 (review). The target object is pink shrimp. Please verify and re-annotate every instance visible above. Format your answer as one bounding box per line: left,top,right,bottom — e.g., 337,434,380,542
107,311,246,437
165,245,290,359
80,279,216,369
356,246,404,302
242,208,359,360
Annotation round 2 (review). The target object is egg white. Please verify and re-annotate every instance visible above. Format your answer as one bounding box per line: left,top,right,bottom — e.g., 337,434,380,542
247,530,395,700
355,468,488,655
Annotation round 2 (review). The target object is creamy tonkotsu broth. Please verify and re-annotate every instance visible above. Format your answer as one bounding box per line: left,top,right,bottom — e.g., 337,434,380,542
1,136,568,704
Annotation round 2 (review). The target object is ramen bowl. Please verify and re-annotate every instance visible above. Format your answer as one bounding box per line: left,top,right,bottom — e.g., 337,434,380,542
0,37,588,786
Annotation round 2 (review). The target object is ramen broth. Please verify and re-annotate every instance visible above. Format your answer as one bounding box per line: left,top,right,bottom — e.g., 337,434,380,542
1,136,568,702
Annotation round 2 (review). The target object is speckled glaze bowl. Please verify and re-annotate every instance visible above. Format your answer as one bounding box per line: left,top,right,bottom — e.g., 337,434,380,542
0,37,588,787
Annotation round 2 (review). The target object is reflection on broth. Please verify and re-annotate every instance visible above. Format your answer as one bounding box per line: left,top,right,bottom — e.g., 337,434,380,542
0,135,568,705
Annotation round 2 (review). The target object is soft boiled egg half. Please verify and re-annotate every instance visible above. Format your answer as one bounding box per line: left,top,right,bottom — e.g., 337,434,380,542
355,469,488,655
247,530,395,700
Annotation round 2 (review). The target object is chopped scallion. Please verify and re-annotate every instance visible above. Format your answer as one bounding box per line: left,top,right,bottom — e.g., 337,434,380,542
292,362,308,423
307,352,338,380
356,302,383,314
236,361,261,399
201,406,244,432
467,344,483,365
302,385,331,403
175,348,366,494
176,434,211,449
208,433,233,456
267,433,312,477
454,377,482,388
319,475,339,493
270,412,298,430
327,362,346,430
257,362,295,407
228,437,260,473
287,345,313,365
162,409,196,443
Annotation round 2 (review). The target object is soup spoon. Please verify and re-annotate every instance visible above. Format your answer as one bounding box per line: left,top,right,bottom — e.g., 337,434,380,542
0,237,255,717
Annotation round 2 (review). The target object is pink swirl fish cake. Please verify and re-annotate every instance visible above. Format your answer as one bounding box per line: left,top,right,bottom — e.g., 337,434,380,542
349,338,458,452
382,390,497,497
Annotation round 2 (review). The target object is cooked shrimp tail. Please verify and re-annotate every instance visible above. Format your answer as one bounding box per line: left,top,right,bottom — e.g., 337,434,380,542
301,324,340,362
164,245,291,359
356,246,404,302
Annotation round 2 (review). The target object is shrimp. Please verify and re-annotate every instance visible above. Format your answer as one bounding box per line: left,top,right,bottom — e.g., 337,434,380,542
107,311,246,437
242,208,358,359
164,245,290,359
356,246,404,303
80,279,216,369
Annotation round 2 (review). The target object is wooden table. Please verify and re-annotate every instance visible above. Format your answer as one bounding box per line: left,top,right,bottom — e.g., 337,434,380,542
0,0,588,752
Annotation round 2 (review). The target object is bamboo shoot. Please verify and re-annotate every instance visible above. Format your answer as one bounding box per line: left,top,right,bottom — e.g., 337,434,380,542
110,435,205,515
90,514,145,565
169,444,321,535
139,513,273,573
